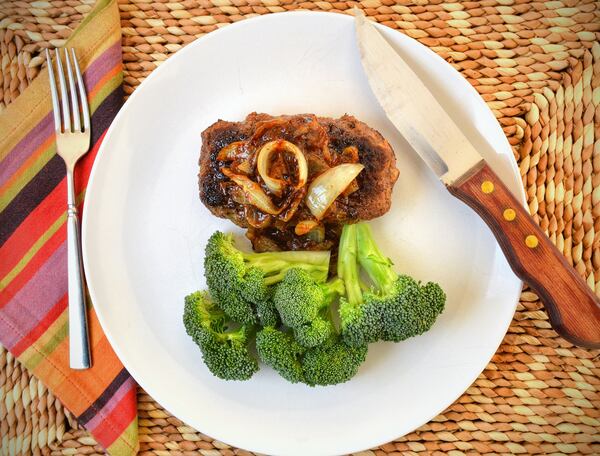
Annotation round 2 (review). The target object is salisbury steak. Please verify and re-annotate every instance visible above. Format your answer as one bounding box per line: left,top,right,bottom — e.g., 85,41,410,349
199,113,399,251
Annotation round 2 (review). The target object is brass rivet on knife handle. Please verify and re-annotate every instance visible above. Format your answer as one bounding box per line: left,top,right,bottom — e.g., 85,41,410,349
481,181,494,194
525,235,539,249
447,162,600,349
503,208,516,222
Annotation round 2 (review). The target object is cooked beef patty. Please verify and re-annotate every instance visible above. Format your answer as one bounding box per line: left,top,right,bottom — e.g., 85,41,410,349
199,113,399,251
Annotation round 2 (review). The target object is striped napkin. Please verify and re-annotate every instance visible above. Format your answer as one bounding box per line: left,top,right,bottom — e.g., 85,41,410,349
0,0,138,454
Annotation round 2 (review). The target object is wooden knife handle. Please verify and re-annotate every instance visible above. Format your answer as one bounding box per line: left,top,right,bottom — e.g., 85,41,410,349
448,162,600,349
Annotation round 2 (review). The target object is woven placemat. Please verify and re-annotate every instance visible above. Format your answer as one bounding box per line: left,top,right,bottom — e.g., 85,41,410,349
1,0,599,454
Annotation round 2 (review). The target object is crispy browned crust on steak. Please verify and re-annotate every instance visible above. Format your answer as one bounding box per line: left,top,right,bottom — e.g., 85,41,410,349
199,113,399,250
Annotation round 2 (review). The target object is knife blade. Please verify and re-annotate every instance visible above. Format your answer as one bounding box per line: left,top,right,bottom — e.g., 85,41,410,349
354,10,600,349
354,11,482,186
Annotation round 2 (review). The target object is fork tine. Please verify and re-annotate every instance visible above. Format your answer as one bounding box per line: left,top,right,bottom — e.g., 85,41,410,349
54,49,71,133
71,49,90,132
64,49,81,133
46,49,61,133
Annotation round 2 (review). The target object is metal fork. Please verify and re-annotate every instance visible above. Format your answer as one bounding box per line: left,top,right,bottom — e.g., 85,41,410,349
46,48,92,369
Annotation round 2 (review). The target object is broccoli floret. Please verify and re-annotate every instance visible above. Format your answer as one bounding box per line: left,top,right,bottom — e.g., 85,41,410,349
377,279,446,342
183,291,258,381
274,268,344,348
256,328,367,386
255,296,280,327
242,268,279,327
204,232,330,325
302,337,368,386
339,223,446,346
204,233,256,325
293,318,334,348
274,268,345,328
356,223,446,342
256,327,306,383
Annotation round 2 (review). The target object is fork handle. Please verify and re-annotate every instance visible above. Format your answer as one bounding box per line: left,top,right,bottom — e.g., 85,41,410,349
67,172,91,369
448,162,600,349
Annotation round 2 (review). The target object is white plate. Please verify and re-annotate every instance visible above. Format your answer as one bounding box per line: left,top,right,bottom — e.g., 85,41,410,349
83,12,524,456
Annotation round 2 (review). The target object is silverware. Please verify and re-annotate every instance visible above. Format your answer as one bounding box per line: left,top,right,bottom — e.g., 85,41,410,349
46,48,92,369
354,10,600,348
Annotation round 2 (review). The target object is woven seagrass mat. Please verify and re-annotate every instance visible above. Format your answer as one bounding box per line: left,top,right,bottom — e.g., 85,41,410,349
1,0,600,454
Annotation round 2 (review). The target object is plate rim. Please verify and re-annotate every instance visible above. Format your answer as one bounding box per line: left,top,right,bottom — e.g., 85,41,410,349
82,10,525,455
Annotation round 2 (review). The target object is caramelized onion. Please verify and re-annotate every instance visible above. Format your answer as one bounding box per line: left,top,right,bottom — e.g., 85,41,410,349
305,163,364,220
341,145,359,163
217,141,245,161
245,206,272,229
307,225,325,243
218,141,254,175
279,187,307,223
295,220,319,236
257,140,308,196
232,159,253,175
249,119,287,146
341,178,359,197
221,168,282,215
229,185,249,205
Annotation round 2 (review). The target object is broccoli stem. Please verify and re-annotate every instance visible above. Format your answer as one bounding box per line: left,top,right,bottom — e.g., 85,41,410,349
320,279,344,336
338,224,363,306
216,329,246,343
262,269,292,285
322,277,345,302
355,223,398,295
328,305,339,334
242,250,330,265
262,264,329,285
243,250,330,284
248,259,298,275
206,314,249,343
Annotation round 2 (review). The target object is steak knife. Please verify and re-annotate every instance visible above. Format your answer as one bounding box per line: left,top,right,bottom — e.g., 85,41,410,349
354,10,600,349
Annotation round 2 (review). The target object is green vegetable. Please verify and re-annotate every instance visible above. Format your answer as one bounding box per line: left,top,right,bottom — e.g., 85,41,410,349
254,295,280,328
185,225,445,386
183,291,258,381
273,268,344,348
292,318,334,349
302,337,368,386
204,231,330,325
255,326,306,383
339,223,446,347
256,327,367,386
